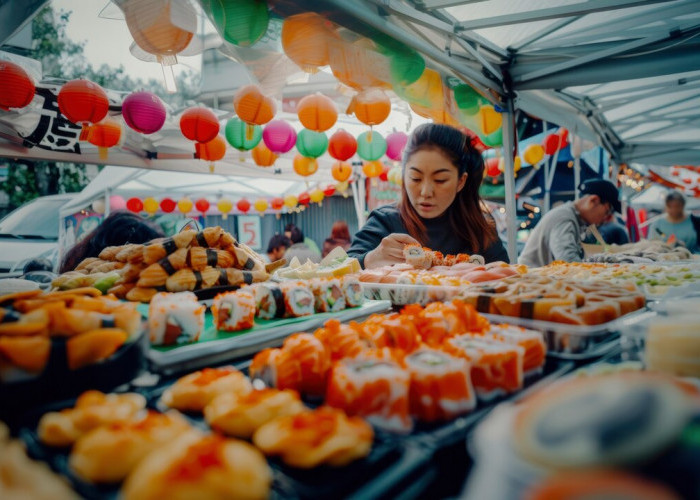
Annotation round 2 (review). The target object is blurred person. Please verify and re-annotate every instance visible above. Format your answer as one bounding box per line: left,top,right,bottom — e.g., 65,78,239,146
284,226,321,264
649,191,699,253
322,220,352,258
583,214,630,246
519,179,621,267
284,222,321,256
60,211,164,273
264,233,291,263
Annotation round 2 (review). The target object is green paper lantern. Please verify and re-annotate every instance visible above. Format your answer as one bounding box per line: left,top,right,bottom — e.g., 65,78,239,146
481,128,503,148
205,0,269,47
453,84,484,116
296,129,328,159
225,118,262,151
381,47,425,87
357,131,387,161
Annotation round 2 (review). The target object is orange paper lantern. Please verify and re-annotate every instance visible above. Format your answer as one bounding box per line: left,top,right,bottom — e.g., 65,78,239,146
281,12,337,73
0,61,35,111
58,79,110,138
349,89,391,127
195,134,227,172
122,0,195,59
252,142,278,167
363,160,384,179
234,84,275,126
87,118,121,160
293,154,319,177
297,93,338,132
332,161,352,182
329,38,392,90
180,107,219,143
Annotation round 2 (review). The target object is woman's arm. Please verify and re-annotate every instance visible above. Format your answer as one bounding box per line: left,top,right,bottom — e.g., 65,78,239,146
481,237,510,264
347,210,418,268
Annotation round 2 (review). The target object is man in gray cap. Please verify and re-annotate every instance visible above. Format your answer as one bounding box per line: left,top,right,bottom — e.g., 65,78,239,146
518,179,621,267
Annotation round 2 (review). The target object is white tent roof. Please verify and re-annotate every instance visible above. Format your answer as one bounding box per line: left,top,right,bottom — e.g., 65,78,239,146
629,182,700,210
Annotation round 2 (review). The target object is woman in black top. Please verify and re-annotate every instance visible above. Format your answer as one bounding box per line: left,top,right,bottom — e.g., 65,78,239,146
348,123,508,268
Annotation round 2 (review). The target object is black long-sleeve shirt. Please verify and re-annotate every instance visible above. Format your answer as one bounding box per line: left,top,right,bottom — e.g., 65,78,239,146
348,204,509,268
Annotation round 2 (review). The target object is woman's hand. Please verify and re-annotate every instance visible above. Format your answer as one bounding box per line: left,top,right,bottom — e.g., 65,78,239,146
363,233,420,269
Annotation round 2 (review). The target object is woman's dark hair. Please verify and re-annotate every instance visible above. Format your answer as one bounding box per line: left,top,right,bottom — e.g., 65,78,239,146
330,220,351,241
289,226,304,244
267,233,291,253
665,191,685,206
398,123,497,251
60,210,164,273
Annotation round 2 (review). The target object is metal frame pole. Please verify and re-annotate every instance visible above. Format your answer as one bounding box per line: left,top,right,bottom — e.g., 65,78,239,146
501,98,518,263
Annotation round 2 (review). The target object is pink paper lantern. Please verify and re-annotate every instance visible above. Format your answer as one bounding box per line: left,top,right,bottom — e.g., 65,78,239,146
385,131,408,161
262,120,297,154
109,195,126,210
121,91,167,134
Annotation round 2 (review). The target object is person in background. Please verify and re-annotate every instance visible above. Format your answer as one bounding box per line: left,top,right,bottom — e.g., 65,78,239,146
518,179,621,267
60,211,164,273
263,233,291,263
348,123,508,268
583,214,630,246
284,226,321,264
322,220,352,258
285,223,321,257
649,191,700,253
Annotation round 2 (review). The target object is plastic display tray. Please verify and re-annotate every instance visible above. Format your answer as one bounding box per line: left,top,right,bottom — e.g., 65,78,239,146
362,282,466,306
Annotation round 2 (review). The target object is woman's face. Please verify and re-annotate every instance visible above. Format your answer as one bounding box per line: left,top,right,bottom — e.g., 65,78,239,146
404,148,467,219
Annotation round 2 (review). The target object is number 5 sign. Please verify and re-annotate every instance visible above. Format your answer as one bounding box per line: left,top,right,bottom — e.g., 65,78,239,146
237,215,262,250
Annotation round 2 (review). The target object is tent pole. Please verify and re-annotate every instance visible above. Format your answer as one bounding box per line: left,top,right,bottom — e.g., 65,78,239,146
501,97,518,264
105,188,111,217
573,135,582,198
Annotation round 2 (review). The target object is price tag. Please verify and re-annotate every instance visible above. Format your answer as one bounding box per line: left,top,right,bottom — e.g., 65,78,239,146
237,215,262,250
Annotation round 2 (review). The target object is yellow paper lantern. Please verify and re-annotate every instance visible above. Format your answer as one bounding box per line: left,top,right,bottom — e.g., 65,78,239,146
284,194,298,209
336,181,350,198
396,68,443,108
143,197,159,215
310,188,325,206
178,197,193,214
388,166,402,186
217,197,233,219
478,105,502,136
523,144,545,165
253,198,268,216
498,156,522,174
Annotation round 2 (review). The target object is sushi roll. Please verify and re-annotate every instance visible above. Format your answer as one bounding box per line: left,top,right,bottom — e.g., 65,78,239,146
443,333,524,401
310,278,346,313
212,290,256,332
405,348,476,422
279,281,315,317
251,283,285,320
342,276,365,308
403,244,432,269
326,354,412,433
148,292,205,346
314,318,367,362
487,324,547,376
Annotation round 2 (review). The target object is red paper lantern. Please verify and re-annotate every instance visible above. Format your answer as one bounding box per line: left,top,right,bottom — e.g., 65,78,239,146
57,79,109,138
323,185,336,197
126,197,143,213
485,157,501,178
195,198,210,214
237,199,251,213
180,107,219,143
558,128,569,143
379,165,390,182
87,118,122,160
160,197,176,213
298,192,311,205
543,133,566,155
270,197,284,211
328,129,357,161
0,61,35,111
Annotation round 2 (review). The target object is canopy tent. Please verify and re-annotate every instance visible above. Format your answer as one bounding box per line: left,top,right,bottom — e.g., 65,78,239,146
629,181,700,210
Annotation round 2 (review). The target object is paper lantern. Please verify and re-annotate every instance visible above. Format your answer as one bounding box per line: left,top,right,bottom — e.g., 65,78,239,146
388,166,402,186
297,93,337,132
178,197,193,214
329,38,392,90
477,105,502,136
160,197,176,213
204,0,268,46
91,199,106,214
234,85,275,126
453,84,483,116
481,128,502,148
350,89,391,126
0,60,35,111
328,129,357,161
323,185,336,197
237,199,251,214
263,120,297,153
485,157,500,178
126,197,143,213
357,131,387,162
224,117,261,151
310,188,324,206
523,144,545,165
296,129,328,158
379,165,390,182
394,68,442,108
217,197,233,219
298,192,311,206
385,131,408,161
270,197,284,211
543,133,565,155
498,156,522,174
336,181,350,197
143,197,159,215
252,142,277,167
284,194,298,209
363,160,384,180
293,154,319,177
180,107,219,143
87,118,121,160
122,0,195,58
195,134,226,172
383,46,425,87
332,161,352,182
281,12,336,73
121,91,166,134
58,79,109,138
253,198,268,215
195,198,210,215
110,195,126,211
558,128,569,143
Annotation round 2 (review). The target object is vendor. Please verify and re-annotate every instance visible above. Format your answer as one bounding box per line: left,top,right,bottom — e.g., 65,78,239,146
348,123,508,269
649,191,699,253
518,179,621,267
